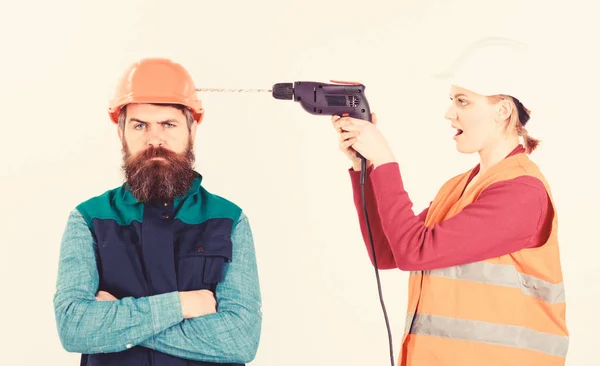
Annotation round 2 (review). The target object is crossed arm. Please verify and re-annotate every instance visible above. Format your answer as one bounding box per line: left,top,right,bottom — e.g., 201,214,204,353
53,209,262,364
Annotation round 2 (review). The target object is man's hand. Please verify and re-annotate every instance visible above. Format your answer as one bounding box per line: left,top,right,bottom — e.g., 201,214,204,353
96,289,217,319
179,290,217,319
96,290,118,301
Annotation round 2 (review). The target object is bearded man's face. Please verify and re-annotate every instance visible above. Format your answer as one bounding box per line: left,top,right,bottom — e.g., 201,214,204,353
118,103,198,203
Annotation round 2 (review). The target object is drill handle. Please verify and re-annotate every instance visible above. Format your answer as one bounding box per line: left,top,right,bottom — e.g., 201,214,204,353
348,107,370,160
344,90,371,160
350,105,370,160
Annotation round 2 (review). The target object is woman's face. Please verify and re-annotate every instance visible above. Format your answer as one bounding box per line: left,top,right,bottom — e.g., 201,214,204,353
445,85,506,154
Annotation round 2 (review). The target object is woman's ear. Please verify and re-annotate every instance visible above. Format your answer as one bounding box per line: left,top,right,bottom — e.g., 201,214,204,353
496,98,513,123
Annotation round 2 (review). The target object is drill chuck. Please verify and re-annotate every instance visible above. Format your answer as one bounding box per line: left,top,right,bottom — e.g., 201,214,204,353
272,83,294,100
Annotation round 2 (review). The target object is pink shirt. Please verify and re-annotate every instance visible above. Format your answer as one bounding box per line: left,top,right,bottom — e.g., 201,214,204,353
349,145,553,271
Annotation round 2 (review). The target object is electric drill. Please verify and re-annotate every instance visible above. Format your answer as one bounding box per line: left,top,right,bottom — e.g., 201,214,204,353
271,80,372,122
271,80,372,179
271,80,372,182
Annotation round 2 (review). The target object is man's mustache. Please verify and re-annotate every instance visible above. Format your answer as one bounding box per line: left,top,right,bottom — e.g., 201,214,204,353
127,146,177,162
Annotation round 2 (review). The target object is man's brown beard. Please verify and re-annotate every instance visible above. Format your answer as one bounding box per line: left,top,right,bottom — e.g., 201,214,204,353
121,139,196,203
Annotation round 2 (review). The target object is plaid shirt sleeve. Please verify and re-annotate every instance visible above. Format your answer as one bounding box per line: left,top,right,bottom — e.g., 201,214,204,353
53,209,184,354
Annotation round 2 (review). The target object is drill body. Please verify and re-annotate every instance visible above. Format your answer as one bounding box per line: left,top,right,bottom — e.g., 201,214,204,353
272,81,371,122
272,80,372,178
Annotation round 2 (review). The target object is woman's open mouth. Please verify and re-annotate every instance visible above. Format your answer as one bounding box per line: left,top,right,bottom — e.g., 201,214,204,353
454,128,464,139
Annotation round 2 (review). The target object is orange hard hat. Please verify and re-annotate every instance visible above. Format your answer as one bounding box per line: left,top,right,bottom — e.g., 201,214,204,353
108,57,204,124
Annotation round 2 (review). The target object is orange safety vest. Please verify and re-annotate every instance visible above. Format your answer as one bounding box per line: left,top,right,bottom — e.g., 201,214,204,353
399,152,569,366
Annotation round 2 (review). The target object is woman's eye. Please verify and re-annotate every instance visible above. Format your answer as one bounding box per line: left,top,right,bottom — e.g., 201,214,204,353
458,99,468,106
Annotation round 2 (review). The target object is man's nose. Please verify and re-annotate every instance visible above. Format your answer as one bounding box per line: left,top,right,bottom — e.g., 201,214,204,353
146,128,163,147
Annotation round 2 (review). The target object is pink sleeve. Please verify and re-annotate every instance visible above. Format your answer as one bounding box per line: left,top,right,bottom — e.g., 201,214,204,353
359,162,551,271
349,166,429,269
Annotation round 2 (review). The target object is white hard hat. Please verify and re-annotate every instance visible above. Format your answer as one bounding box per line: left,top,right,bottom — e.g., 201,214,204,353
434,37,533,110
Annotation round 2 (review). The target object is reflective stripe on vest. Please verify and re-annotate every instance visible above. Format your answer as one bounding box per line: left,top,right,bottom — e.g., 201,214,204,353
424,261,565,304
408,313,569,357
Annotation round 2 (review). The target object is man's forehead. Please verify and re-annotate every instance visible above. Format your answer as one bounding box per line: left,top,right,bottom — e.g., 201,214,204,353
125,103,186,122
128,117,180,124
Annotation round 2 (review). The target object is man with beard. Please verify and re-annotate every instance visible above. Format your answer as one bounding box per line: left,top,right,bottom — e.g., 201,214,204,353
53,58,262,366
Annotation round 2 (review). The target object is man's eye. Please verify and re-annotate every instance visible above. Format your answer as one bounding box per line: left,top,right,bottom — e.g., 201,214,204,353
134,124,145,129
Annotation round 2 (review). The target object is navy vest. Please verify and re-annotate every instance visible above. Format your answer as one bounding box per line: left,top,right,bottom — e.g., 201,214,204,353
76,174,244,366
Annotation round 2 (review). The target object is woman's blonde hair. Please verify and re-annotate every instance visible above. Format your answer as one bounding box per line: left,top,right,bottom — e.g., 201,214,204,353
488,95,539,153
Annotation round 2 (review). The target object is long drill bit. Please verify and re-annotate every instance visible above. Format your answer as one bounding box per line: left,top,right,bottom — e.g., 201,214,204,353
196,88,272,93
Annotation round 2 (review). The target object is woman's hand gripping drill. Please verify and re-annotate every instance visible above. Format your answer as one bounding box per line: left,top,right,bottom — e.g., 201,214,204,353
331,113,396,170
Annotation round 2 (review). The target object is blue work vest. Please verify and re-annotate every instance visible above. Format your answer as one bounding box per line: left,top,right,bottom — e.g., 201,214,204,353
76,173,244,366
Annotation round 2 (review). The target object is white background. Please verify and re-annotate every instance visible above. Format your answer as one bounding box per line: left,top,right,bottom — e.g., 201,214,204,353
1,0,598,365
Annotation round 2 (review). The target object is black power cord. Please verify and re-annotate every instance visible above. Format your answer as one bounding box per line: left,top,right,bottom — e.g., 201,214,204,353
359,156,395,366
